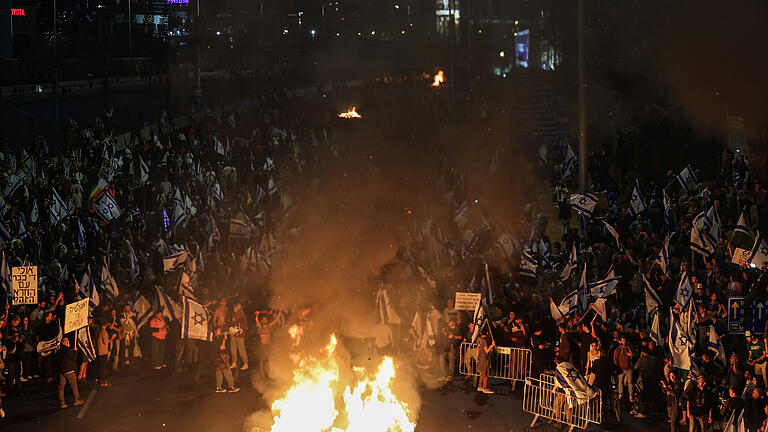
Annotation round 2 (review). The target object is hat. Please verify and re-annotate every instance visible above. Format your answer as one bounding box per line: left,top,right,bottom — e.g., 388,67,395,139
745,330,752,338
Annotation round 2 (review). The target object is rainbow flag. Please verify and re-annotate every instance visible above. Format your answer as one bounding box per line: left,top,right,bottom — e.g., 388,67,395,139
90,178,109,200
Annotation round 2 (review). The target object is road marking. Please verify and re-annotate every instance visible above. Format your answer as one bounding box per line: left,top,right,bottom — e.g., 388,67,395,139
76,389,97,419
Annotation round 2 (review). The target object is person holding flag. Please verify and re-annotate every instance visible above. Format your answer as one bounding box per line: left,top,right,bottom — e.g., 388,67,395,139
475,327,495,394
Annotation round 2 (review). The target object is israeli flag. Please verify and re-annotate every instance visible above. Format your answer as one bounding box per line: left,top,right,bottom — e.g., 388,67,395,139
77,265,100,310
654,235,670,275
724,409,746,432
690,210,717,257
601,221,622,250
263,157,275,171
163,250,189,273
77,218,86,249
676,164,699,192
708,324,727,367
101,257,119,299
178,271,196,300
128,241,140,281
707,205,721,243
643,274,662,316
628,179,647,216
748,231,768,267
560,244,578,281
555,361,596,400
155,286,182,322
453,200,470,227
675,271,693,309
76,327,96,363
663,190,673,227
546,298,564,326
578,263,589,311
470,300,487,343
29,200,38,223
735,209,755,240
212,181,224,202
182,297,211,341
267,177,278,195
669,309,692,370
0,251,10,297
589,267,620,298
133,295,154,329
496,232,518,259
520,248,538,279
558,290,579,316
561,145,576,180
4,173,25,198
214,137,226,156
50,188,69,225
254,185,266,204
376,286,402,324
96,193,121,221
650,312,662,347
139,155,149,185
570,193,598,217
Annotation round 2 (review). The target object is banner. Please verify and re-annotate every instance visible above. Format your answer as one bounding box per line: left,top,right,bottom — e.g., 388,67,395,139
64,298,89,333
732,248,753,267
454,292,482,311
12,265,38,305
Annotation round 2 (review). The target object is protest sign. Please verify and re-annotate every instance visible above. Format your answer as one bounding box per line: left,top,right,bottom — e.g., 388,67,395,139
64,298,90,333
454,292,482,311
11,266,37,305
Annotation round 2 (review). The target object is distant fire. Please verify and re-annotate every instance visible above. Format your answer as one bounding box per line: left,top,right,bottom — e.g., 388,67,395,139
338,107,362,119
431,70,444,87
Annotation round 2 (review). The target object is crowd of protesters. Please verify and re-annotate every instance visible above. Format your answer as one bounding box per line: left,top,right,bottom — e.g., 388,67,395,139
0,72,766,432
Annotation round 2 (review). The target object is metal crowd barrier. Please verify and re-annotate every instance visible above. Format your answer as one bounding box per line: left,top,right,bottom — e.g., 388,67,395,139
458,342,532,382
522,376,602,432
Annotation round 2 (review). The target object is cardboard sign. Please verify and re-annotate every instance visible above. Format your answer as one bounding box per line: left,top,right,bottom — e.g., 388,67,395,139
454,292,482,311
11,266,38,305
64,298,90,333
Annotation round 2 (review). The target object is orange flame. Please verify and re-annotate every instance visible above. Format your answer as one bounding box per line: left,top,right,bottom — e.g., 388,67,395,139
338,107,362,119
431,70,444,87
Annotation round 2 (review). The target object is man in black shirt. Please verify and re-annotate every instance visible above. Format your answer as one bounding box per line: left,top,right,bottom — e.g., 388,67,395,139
58,337,84,409
687,376,714,432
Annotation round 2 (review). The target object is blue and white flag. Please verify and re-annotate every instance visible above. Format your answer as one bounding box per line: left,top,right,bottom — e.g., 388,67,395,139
178,271,195,300
735,210,755,240
570,193,598,217
4,173,25,198
663,190,673,228
602,221,622,250
561,145,576,180
628,179,647,216
214,137,226,156
724,409,746,432
643,274,662,316
578,263,589,311
669,309,692,370
555,361,596,400
182,297,211,341
163,250,189,273
483,263,493,305
254,185,266,204
139,155,149,185
654,235,670,275
650,312,662,347
375,286,402,324
96,193,121,221
50,188,69,225
37,324,62,357
77,265,100,310
550,298,565,325
77,218,86,249
690,210,717,257
560,244,578,280
520,248,538,279
0,251,10,297
170,189,188,231
30,200,38,223
748,231,768,267
675,271,693,308
708,324,726,367
471,299,487,343
707,205,722,243
76,327,96,363
267,177,278,195
128,241,140,281
676,165,699,192
263,157,275,171
101,257,119,299
133,295,154,329
558,290,579,316
589,267,620,298
155,286,182,322
211,181,224,202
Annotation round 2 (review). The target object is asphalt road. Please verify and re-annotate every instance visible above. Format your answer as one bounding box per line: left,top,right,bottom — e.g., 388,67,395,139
0,364,662,432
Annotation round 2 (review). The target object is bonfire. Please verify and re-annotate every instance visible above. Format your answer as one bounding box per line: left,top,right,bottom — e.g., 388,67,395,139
338,107,362,119
430,70,444,87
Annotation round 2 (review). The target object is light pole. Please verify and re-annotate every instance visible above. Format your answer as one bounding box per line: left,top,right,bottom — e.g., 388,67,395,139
577,0,587,192
128,0,132,57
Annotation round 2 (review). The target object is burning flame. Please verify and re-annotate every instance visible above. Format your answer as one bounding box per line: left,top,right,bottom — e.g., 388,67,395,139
268,335,416,432
431,70,444,87
338,107,362,119
288,324,304,347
